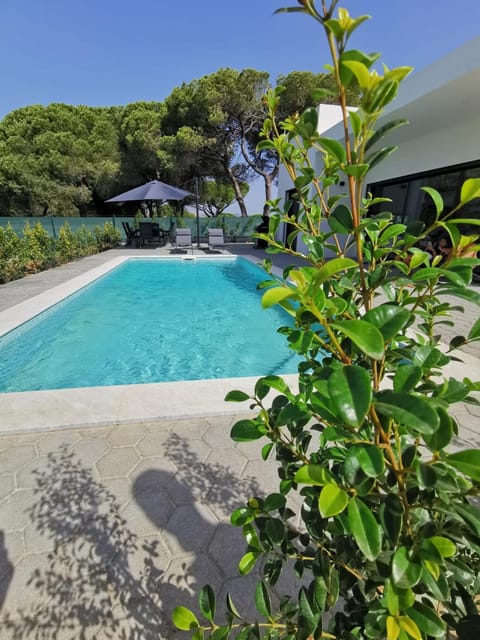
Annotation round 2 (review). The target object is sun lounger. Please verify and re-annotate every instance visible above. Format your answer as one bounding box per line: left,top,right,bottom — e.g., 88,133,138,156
207,228,225,251
175,228,193,252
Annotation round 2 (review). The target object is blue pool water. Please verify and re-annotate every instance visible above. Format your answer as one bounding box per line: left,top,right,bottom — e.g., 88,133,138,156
0,258,300,392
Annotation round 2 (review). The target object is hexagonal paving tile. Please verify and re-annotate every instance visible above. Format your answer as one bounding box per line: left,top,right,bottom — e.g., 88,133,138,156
162,504,218,556
164,437,212,470
205,447,247,476
0,489,37,530
71,437,110,467
23,522,55,555
136,430,172,457
129,458,177,491
0,473,15,502
201,422,237,449
107,424,150,447
171,417,209,439
35,430,82,456
122,488,174,537
15,456,51,490
0,552,52,619
208,524,247,578
0,445,37,473
242,459,279,495
218,570,262,620
167,552,223,612
96,447,141,479
101,477,133,511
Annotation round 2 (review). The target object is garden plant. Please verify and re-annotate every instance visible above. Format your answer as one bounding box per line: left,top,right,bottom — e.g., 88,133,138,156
0,220,120,283
173,1,480,638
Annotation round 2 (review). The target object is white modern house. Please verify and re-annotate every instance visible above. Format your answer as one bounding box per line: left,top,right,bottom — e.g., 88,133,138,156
276,36,480,253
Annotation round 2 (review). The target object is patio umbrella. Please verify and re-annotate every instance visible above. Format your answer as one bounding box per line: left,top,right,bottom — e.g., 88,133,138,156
105,179,193,203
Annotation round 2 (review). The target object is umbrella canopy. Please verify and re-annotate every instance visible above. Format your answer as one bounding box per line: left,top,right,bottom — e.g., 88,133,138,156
105,180,193,203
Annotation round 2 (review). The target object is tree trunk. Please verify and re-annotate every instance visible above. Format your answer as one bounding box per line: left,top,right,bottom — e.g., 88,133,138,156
227,166,248,217
262,165,279,216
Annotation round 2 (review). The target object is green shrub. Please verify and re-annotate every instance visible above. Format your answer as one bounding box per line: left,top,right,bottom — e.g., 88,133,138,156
55,223,77,263
0,223,27,282
173,3,480,639
94,221,121,251
22,222,55,271
75,225,97,256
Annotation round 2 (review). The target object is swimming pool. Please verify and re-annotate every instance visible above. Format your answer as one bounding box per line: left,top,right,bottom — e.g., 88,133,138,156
0,257,300,392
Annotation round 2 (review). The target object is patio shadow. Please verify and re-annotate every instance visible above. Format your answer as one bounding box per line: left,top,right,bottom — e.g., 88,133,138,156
0,446,188,639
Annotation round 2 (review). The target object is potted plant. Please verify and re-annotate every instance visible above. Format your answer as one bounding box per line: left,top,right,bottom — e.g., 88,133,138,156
173,2,480,638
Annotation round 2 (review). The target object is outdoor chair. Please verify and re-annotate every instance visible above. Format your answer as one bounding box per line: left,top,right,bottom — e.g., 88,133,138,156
175,228,193,252
207,228,225,251
139,221,159,246
122,221,140,247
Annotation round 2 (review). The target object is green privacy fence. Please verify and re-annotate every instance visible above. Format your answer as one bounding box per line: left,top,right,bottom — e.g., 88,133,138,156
0,215,262,242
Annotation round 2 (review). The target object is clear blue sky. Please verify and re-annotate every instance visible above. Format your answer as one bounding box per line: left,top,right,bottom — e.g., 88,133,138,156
1,0,479,212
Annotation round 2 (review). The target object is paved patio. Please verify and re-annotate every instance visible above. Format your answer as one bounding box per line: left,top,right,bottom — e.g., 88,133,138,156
0,243,479,638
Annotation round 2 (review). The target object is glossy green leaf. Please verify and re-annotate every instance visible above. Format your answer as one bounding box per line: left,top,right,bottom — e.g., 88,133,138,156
296,107,318,139
468,317,480,340
255,581,272,619
423,407,453,451
329,204,353,234
199,585,216,622
381,493,404,536
261,443,274,460
429,535,456,558
374,391,440,434
460,178,480,204
348,497,382,560
447,449,480,482
257,375,291,395
225,390,250,402
354,445,385,477
341,59,371,89
261,286,294,309
421,567,449,601
313,257,357,284
265,518,285,544
393,365,422,393
294,464,333,486
238,551,259,575
407,602,446,638
226,593,242,619
364,304,410,340
231,420,266,442
365,146,398,171
263,493,286,512
365,118,409,151
379,223,407,244
327,365,372,427
344,163,369,178
392,547,422,588
319,484,349,518
421,186,444,217
436,286,480,306
230,507,254,527
318,136,347,163
331,320,385,360
172,606,200,631
398,616,422,640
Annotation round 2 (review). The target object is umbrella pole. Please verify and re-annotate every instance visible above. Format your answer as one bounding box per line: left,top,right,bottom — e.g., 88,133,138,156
194,177,201,248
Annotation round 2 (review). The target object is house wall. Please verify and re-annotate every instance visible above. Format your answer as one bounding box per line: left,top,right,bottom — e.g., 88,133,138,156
366,112,480,185
275,37,480,257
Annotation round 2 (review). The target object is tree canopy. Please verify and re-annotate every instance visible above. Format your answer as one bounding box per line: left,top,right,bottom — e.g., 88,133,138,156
0,68,359,217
